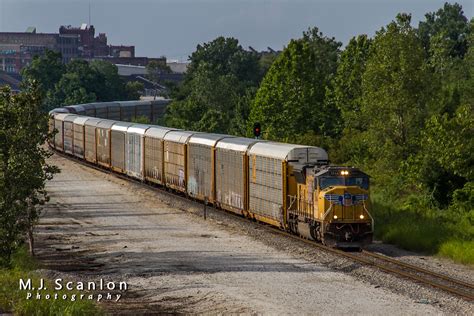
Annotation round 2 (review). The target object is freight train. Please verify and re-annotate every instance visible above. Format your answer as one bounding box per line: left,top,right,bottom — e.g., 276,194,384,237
49,101,373,247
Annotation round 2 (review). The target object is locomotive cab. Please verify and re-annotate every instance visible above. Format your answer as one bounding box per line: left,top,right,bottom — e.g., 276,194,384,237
288,165,374,248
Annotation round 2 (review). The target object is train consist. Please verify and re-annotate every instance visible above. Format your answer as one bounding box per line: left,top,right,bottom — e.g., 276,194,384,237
50,101,374,247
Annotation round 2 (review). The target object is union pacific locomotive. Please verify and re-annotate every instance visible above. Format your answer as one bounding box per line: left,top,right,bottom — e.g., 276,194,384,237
50,101,373,247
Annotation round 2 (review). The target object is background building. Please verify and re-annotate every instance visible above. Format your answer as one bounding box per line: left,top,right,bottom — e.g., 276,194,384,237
0,24,148,74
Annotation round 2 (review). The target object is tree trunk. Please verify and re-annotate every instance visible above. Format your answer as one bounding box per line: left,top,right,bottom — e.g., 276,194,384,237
28,227,35,256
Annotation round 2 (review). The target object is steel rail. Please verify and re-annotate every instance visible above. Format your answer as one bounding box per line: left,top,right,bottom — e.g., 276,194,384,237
52,150,474,301
361,250,474,290
263,227,474,301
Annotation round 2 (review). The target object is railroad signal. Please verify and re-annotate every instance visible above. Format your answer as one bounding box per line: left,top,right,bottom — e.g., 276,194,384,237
253,122,261,138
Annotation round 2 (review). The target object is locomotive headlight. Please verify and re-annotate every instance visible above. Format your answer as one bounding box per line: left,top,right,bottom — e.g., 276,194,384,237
359,214,365,219
333,215,338,219
340,170,349,176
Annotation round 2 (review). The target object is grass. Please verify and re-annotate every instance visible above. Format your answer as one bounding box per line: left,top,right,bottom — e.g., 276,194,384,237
438,240,474,265
0,246,103,316
371,193,474,266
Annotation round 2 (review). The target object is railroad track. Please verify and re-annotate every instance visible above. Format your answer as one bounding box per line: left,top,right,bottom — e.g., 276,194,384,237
52,150,474,302
265,227,474,301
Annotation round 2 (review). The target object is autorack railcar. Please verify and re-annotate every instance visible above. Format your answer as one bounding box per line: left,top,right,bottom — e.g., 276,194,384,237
96,120,116,167
84,118,102,164
63,114,78,155
110,122,134,174
163,130,197,193
125,124,152,180
144,126,177,185
187,133,233,203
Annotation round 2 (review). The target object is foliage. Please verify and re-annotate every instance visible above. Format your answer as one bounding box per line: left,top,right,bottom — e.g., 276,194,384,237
131,115,151,124
0,83,59,267
331,35,372,131
359,14,431,190
21,53,141,111
0,247,104,315
418,2,470,61
146,60,172,83
165,37,261,135
125,81,144,101
250,27,341,140
21,50,65,95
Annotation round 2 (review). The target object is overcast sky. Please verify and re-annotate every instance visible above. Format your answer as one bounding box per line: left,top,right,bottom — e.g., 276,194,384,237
0,0,472,61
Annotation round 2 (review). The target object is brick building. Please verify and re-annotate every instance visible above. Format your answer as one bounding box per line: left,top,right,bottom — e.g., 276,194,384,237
0,25,141,74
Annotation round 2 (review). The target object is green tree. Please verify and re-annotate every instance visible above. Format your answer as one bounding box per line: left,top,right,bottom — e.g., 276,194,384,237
361,14,430,188
21,50,65,96
91,60,127,101
125,81,144,100
146,60,171,83
166,37,261,135
50,73,97,106
186,37,261,88
406,23,474,207
331,35,372,130
250,27,341,141
0,83,58,266
418,2,470,61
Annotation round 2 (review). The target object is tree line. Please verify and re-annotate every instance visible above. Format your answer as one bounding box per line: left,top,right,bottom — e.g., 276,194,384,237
21,51,144,112
165,3,473,262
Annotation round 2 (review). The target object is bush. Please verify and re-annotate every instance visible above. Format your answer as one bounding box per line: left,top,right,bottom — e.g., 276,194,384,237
0,247,103,315
438,240,474,265
371,190,474,265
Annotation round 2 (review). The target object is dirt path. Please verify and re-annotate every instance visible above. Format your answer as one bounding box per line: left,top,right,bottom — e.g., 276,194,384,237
35,154,447,314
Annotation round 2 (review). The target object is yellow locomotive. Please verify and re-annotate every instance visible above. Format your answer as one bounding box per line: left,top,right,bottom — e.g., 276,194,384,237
288,165,373,247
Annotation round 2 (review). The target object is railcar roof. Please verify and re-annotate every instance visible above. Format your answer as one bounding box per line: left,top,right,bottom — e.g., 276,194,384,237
145,126,177,139
54,113,71,121
63,114,79,123
215,137,261,152
111,121,133,132
127,124,152,135
248,142,328,162
83,117,102,126
164,130,197,144
96,119,116,129
188,133,233,147
73,116,89,125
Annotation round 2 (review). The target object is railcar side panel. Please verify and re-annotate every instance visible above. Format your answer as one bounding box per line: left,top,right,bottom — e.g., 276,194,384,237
215,138,260,214
54,118,64,151
119,102,138,122
84,118,102,163
135,101,152,120
187,134,231,203
151,100,170,122
163,131,195,193
125,124,150,180
104,102,121,120
63,115,78,155
110,122,133,173
96,120,115,168
144,127,175,185
94,104,108,119
187,143,213,201
73,117,88,159
248,155,284,225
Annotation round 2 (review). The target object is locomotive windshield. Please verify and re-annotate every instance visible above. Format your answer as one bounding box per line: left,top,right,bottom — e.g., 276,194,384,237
319,176,369,190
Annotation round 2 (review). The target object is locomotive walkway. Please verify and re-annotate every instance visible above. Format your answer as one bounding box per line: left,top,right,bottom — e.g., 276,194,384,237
33,153,447,314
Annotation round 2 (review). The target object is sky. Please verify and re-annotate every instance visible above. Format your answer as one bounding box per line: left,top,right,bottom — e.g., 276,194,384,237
0,0,472,61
